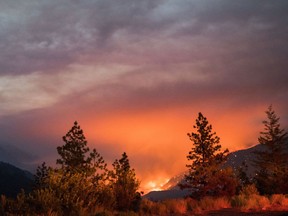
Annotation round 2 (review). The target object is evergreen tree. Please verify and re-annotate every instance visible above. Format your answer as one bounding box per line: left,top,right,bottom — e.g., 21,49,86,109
56,121,90,172
33,162,51,189
182,112,230,198
56,121,107,176
253,105,288,194
110,152,141,211
4,121,114,215
29,121,111,214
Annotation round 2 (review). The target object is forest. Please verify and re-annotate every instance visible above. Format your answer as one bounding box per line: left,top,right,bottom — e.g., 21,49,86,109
0,105,288,215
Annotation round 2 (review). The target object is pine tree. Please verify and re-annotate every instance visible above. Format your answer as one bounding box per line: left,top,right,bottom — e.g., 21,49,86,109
182,112,230,198
110,152,141,211
6,121,113,215
32,121,110,214
56,121,107,176
56,121,90,172
253,105,288,194
33,162,51,189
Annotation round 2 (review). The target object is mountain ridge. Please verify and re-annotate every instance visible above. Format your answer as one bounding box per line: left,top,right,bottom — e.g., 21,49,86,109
0,144,38,172
144,143,288,200
0,161,34,198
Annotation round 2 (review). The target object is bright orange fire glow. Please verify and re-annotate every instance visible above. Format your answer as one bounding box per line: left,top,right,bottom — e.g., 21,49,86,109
82,105,266,192
143,178,170,193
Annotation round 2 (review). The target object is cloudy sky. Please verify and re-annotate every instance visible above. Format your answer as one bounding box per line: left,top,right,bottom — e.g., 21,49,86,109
1,0,288,192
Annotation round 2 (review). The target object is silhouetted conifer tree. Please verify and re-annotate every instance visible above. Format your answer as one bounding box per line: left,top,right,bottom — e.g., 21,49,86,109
253,105,288,194
56,121,107,176
33,162,51,189
56,121,90,171
182,112,231,198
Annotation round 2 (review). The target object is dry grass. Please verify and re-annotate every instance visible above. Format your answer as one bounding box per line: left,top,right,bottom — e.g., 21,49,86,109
140,193,288,215
163,199,187,214
244,194,270,211
140,199,167,215
140,196,231,215
269,194,288,210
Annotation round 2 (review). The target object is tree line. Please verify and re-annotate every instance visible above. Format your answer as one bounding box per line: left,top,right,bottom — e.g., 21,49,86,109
181,105,288,198
0,105,287,215
1,121,141,215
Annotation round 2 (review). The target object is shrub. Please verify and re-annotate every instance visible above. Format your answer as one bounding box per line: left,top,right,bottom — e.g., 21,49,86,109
231,194,247,208
270,194,288,210
198,196,230,211
232,194,270,211
240,184,259,196
244,194,270,211
212,197,231,209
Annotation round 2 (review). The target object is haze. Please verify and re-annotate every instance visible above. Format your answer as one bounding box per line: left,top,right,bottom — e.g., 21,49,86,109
0,0,288,192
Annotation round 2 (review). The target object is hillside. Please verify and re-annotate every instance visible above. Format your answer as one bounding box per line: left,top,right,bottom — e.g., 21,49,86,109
0,161,34,198
144,143,288,200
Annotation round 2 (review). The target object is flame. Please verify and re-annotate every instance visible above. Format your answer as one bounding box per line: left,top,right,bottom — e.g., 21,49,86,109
142,178,170,194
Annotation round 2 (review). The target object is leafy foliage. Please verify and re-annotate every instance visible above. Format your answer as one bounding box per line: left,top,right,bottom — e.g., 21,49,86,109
30,169,112,215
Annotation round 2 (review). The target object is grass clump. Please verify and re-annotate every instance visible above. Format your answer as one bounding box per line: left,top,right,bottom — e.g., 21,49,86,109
269,194,288,210
163,199,187,214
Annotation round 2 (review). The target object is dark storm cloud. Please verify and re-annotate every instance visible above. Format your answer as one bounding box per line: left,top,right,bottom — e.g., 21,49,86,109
0,0,162,74
1,0,287,76
1,0,288,125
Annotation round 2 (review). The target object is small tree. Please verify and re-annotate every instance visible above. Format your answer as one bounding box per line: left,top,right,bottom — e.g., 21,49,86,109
182,112,231,198
33,162,51,190
253,105,288,194
110,152,141,211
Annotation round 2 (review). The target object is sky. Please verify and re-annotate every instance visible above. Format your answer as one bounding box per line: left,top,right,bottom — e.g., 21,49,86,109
1,0,288,192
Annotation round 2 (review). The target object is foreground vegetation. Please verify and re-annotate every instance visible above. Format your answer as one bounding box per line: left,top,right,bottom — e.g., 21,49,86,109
140,192,288,215
0,105,287,215
1,188,288,215
0,121,141,215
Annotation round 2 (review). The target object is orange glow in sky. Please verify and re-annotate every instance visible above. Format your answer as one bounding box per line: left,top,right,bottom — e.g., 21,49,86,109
81,105,268,193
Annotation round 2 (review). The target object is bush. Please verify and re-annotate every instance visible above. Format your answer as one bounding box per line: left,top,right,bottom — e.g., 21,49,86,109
198,196,230,211
231,194,246,208
244,194,270,211
231,194,270,211
270,194,288,210
240,184,259,196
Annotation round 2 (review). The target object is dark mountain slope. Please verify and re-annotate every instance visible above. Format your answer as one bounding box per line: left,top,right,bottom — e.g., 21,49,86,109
0,161,34,198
